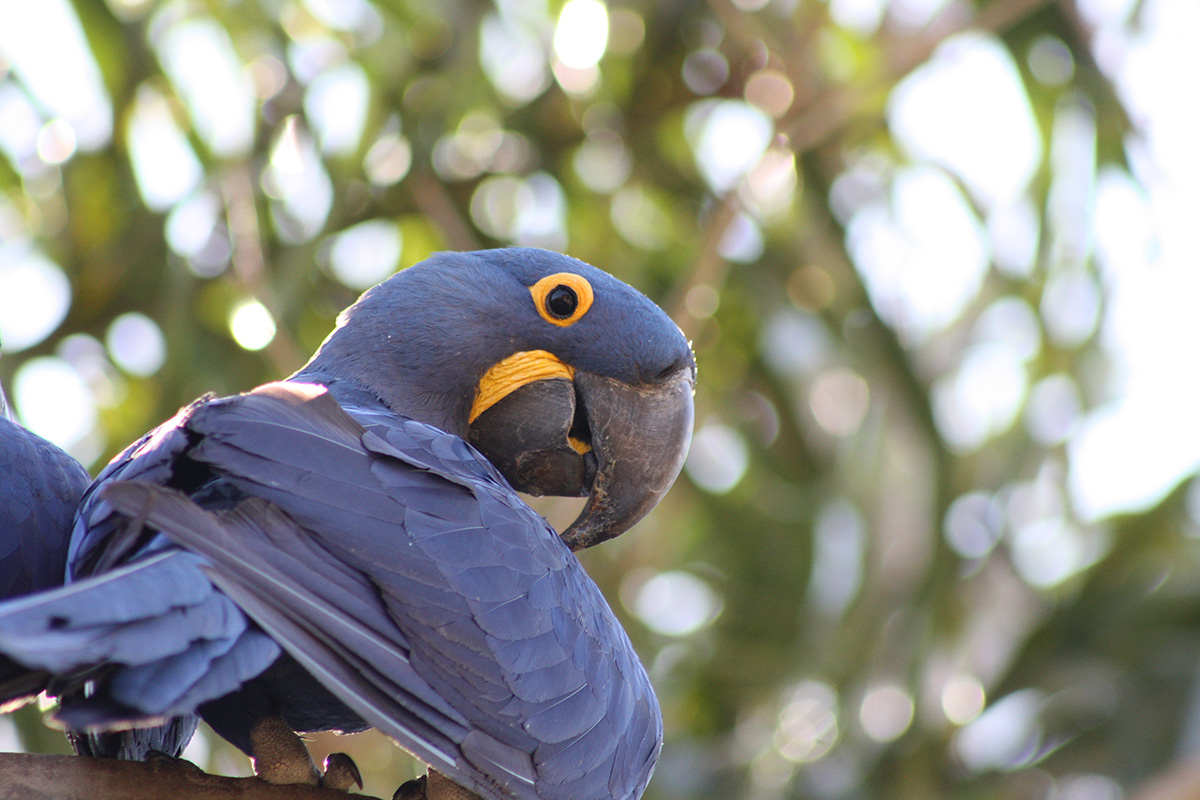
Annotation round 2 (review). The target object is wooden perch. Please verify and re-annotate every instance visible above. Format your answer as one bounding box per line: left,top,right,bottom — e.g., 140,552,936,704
0,752,386,800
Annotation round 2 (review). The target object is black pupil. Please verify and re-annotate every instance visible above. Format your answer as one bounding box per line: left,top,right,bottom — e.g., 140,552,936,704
546,285,578,319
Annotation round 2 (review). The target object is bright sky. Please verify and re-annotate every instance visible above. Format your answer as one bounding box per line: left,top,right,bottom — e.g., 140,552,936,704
0,0,1196,530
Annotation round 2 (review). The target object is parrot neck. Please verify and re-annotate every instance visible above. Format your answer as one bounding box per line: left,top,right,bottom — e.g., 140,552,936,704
290,255,525,439
291,307,495,440
292,350,475,439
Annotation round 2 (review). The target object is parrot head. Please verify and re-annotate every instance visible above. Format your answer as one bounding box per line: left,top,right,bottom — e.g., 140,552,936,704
298,247,695,550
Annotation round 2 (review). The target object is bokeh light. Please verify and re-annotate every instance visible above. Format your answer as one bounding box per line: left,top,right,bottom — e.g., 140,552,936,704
717,213,763,263
744,70,794,119
263,117,333,243
685,423,749,494
808,499,864,615
105,313,166,377
809,368,869,438
480,12,550,106
1028,35,1076,86
630,571,722,637
0,0,112,151
326,219,401,290
305,63,370,157
830,0,886,34
126,86,204,212
573,131,631,194
13,356,97,452
0,84,44,175
944,492,1004,559
165,192,223,262
760,310,833,380
987,198,1040,277
155,16,254,158
1025,374,1082,445
0,244,71,351
848,165,988,344
469,172,566,250
859,684,914,743
954,689,1043,771
1041,270,1102,347
685,100,773,193
553,0,608,70
933,343,1028,451
1009,516,1095,588
299,0,382,35
941,675,986,726
36,119,76,165
682,50,729,95
889,33,1041,210
774,681,839,763
364,127,412,187
229,300,277,351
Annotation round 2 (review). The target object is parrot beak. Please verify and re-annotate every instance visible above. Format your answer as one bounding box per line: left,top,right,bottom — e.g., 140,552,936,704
560,368,694,550
468,364,694,551
467,378,593,498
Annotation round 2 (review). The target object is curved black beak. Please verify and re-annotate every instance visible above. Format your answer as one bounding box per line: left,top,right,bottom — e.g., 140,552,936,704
560,369,694,550
468,366,694,551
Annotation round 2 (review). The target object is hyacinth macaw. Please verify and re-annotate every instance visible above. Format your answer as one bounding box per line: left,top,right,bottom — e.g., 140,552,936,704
0,248,695,800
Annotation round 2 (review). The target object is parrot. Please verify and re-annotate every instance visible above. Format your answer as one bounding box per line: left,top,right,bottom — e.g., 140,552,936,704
0,364,91,704
0,247,695,800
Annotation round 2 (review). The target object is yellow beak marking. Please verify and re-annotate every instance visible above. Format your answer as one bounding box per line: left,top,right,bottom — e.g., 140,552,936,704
469,350,576,424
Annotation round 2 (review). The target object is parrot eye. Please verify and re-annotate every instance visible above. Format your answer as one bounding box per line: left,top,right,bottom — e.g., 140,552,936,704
545,286,578,319
530,272,594,327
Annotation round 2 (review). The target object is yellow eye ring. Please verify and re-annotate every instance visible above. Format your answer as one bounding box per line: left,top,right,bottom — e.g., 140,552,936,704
530,273,594,327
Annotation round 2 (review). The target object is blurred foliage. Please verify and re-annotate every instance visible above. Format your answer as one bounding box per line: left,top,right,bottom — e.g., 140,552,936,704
0,0,1195,798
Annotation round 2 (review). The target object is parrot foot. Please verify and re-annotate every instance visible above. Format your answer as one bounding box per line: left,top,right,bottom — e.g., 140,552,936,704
392,769,481,800
393,776,425,800
322,751,364,791
143,749,206,777
250,716,321,785
249,716,361,791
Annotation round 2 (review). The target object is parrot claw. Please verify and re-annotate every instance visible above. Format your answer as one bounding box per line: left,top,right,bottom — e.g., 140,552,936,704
393,775,426,800
143,749,205,777
249,717,364,792
322,752,364,791
392,770,482,800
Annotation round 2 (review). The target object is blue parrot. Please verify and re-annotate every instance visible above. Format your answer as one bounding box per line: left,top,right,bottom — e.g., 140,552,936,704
0,356,91,719
0,248,695,800
0,388,90,599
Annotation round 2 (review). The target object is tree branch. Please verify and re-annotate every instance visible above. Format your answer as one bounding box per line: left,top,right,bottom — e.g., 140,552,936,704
408,168,480,252
1133,757,1200,800
219,162,307,376
666,193,742,341
0,752,385,800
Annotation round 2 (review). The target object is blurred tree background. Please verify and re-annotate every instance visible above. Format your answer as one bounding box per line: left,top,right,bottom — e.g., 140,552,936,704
1,0,1197,798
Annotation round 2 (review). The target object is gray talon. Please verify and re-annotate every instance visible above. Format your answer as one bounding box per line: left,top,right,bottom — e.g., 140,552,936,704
392,770,482,800
393,775,426,800
322,752,363,791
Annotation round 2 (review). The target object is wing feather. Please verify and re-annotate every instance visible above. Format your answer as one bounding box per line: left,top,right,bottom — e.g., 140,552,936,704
97,382,661,800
